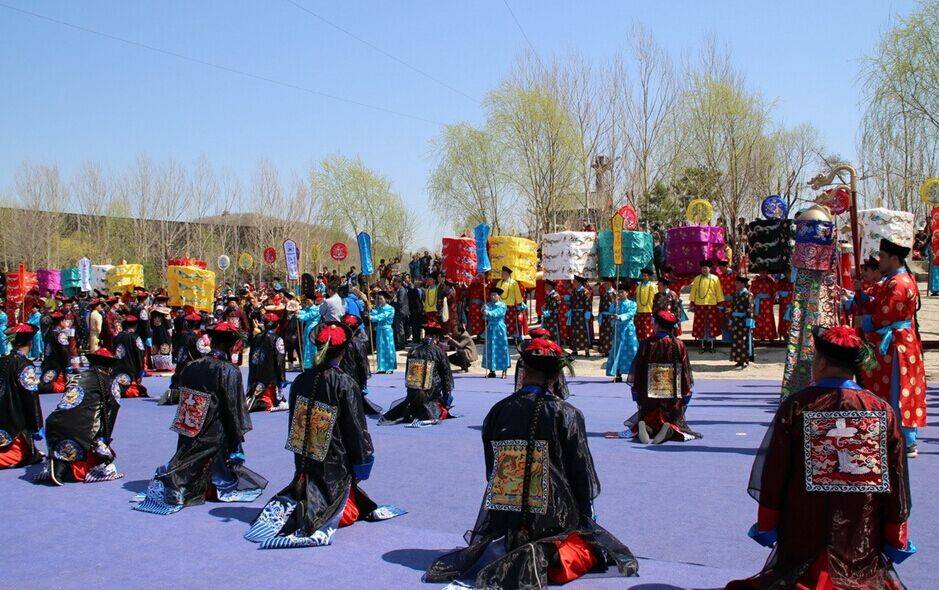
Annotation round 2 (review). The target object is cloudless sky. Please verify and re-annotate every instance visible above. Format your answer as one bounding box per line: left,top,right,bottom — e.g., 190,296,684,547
0,0,917,248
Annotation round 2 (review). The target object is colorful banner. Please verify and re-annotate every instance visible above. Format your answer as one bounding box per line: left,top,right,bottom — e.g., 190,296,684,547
217,255,230,271
238,252,254,271
283,239,300,280
167,265,216,312
611,213,625,266
330,242,348,262
78,257,92,292
474,223,491,273
356,232,374,276
106,263,144,293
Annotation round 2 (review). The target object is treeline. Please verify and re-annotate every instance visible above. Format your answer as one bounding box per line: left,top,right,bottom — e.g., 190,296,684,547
0,154,416,285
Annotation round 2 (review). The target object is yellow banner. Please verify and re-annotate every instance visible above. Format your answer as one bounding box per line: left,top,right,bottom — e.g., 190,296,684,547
611,213,625,266
167,265,216,312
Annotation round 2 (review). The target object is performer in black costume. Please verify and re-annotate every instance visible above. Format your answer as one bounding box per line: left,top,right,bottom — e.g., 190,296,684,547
425,337,639,589
112,315,147,398
0,324,44,469
39,311,76,393
133,321,267,515
246,312,287,412
161,310,203,405
38,348,123,484
379,321,454,425
244,321,404,548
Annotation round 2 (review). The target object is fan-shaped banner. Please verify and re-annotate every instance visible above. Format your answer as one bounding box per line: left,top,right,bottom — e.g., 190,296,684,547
474,223,491,273
488,236,537,288
167,265,216,312
441,237,477,284
542,231,597,281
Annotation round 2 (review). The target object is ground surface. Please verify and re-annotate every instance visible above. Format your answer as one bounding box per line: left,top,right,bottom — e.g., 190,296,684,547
2,370,936,589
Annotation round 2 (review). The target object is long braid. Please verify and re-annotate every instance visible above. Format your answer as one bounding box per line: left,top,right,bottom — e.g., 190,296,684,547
520,388,547,534
903,260,923,342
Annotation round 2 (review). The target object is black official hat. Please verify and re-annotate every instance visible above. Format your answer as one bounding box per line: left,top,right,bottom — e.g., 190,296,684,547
812,325,864,367
879,238,910,260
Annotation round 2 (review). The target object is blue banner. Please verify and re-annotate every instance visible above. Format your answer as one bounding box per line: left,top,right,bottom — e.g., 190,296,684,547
356,232,374,276
474,223,491,273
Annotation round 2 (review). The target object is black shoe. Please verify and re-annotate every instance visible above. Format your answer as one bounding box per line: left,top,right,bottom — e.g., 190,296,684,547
486,371,496,378
907,444,918,458
614,375,623,383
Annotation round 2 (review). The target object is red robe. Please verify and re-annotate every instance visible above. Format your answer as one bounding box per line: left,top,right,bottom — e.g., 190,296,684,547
750,274,778,341
859,270,927,428
464,275,487,336
728,381,910,590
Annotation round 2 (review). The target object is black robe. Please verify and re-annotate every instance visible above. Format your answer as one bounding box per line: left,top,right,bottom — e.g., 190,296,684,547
244,364,393,548
340,331,381,416
128,302,151,342
727,381,911,590
162,330,202,405
626,332,700,442
380,338,453,424
424,386,638,588
112,329,147,397
247,330,285,411
39,327,72,392
133,351,267,514
42,367,122,484
0,352,43,467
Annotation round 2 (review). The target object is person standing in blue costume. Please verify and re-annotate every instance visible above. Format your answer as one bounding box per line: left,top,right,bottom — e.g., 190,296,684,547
298,298,321,370
482,287,510,379
606,282,638,383
927,239,939,296
369,291,396,374
27,308,43,360
0,305,8,356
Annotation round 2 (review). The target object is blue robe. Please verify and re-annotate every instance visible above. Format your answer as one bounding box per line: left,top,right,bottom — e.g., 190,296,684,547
482,301,510,371
0,311,7,355
298,306,321,369
606,300,638,376
27,311,43,359
369,304,396,373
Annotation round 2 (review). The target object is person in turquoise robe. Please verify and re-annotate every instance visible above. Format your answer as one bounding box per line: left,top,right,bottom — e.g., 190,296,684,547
298,300,321,370
606,283,639,382
927,242,939,296
482,287,510,378
0,309,8,356
369,292,396,374
27,310,43,359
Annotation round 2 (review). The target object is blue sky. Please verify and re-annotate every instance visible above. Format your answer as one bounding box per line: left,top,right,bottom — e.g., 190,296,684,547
0,0,916,248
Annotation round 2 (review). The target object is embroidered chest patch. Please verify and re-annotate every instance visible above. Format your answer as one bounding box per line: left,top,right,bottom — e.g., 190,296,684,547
647,364,680,399
115,345,126,359
285,397,337,461
57,331,70,346
405,359,435,390
171,388,212,438
485,439,549,514
803,410,890,493
251,348,264,366
18,366,39,391
57,385,85,410
0,429,12,448
42,369,58,384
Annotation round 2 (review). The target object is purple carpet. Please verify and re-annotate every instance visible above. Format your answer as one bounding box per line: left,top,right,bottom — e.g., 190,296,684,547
1,372,936,589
